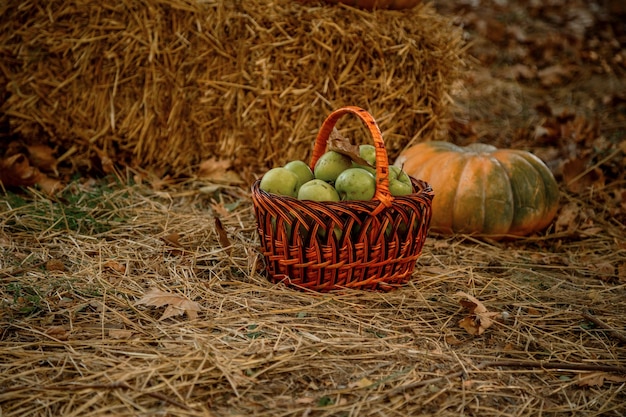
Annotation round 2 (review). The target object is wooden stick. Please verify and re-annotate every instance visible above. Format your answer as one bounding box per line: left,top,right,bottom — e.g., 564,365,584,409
385,359,626,396
581,309,626,345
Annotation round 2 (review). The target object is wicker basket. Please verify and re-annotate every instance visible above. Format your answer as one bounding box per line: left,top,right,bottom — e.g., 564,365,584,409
251,106,433,292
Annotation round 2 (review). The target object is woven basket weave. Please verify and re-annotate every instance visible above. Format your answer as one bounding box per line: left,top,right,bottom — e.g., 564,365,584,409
251,106,433,292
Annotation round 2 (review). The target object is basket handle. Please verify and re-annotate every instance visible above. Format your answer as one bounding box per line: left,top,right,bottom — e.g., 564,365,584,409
310,106,394,215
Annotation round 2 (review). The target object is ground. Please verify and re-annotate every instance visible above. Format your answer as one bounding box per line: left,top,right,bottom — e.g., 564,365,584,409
0,1,625,416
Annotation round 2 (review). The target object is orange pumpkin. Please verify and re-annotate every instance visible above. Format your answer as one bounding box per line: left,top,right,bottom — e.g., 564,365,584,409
395,142,560,237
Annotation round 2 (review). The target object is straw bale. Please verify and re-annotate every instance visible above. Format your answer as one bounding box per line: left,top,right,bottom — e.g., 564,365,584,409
0,0,465,178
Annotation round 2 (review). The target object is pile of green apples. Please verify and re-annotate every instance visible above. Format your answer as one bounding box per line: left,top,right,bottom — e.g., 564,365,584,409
259,145,413,201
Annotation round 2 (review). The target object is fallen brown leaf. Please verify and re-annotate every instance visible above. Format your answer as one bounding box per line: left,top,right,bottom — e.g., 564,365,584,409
215,217,232,253
349,377,374,389
26,144,58,174
554,202,580,233
198,158,243,184
456,291,501,336
0,153,63,194
162,232,183,248
577,372,626,387
161,232,184,256
136,288,201,321
0,153,40,186
537,64,575,87
104,260,126,274
45,259,66,272
36,174,63,195
503,63,536,80
108,329,134,339
45,326,70,341
562,156,605,193
210,201,230,218
445,333,464,346
94,147,115,174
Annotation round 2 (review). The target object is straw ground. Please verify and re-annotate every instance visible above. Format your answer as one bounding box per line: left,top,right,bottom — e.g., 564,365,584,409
2,0,626,415
1,174,624,416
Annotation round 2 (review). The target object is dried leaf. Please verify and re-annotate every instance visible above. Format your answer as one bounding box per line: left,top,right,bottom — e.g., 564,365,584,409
349,377,374,389
458,317,481,335
136,288,201,320
537,64,575,87
502,343,515,352
295,397,315,405
45,259,66,272
162,232,183,248
562,156,605,193
0,153,40,186
554,202,580,233
210,201,230,218
457,291,488,314
527,307,541,316
503,64,536,80
36,174,63,195
327,128,371,166
456,291,500,336
198,158,243,184
26,144,58,174
104,260,126,274
215,217,231,253
95,147,115,174
45,326,69,341
199,184,224,195
445,333,464,346
0,152,63,194
161,232,184,256
109,329,133,339
577,372,626,387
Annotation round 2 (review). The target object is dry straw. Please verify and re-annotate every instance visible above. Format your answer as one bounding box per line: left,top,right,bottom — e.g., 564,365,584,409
0,180,625,416
0,0,465,178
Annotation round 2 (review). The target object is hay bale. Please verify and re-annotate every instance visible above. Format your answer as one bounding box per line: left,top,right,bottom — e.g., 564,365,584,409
0,0,465,179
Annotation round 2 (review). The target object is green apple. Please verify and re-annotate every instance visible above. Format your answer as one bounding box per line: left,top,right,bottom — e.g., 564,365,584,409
259,167,300,197
334,167,376,201
352,162,376,176
316,225,343,241
384,222,393,238
297,179,341,201
388,165,413,196
359,144,377,167
314,151,353,183
270,216,292,237
351,144,377,175
284,160,314,187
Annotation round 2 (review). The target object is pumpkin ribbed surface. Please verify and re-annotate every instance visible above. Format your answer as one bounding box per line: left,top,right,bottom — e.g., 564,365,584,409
394,141,560,237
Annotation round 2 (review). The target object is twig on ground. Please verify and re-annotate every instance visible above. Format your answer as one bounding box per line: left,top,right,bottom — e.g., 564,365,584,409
581,309,626,345
386,359,626,396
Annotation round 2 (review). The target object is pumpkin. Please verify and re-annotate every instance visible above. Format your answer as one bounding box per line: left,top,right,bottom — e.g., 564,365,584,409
394,141,560,237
